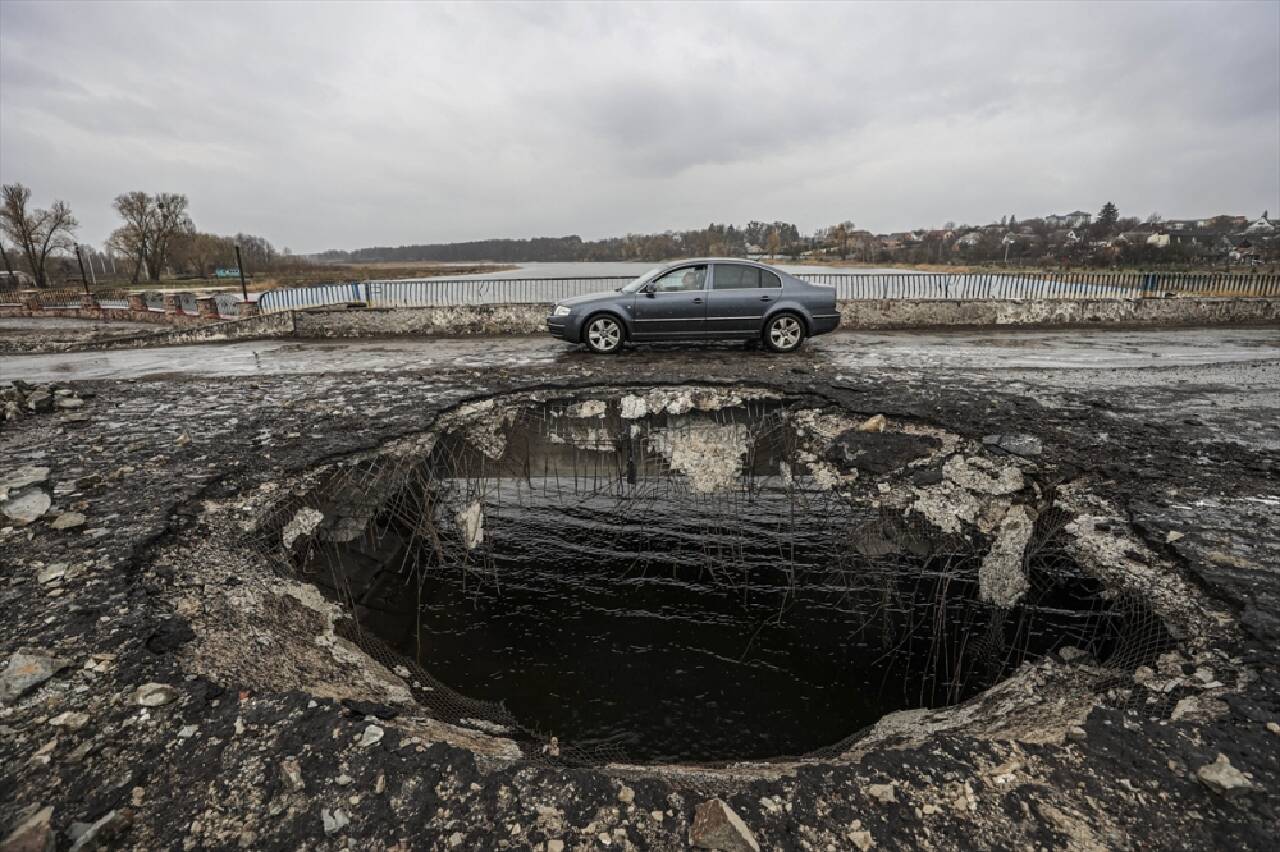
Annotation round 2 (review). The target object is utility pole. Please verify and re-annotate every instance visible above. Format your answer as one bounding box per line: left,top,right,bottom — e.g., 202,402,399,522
235,244,248,301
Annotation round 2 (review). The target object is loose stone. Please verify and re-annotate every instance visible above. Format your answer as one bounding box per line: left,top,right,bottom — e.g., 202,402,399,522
689,799,760,852
1,651,69,704
134,683,179,707
1196,753,1254,796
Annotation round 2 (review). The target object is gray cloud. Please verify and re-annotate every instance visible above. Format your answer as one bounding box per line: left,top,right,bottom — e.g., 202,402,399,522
1,0,1276,252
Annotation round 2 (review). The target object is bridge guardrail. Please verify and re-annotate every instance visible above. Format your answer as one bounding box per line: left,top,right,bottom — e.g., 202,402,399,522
254,271,1280,314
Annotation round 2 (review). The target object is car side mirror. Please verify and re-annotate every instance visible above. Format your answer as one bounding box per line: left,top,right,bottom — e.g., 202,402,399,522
640,283,655,296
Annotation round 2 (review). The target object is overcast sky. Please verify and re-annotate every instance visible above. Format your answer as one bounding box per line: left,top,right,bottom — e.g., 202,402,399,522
1,0,1277,253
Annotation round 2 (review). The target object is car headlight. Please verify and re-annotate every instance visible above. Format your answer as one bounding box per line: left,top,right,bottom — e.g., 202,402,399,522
552,305,572,317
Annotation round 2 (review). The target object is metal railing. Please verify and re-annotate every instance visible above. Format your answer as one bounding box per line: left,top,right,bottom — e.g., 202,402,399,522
802,271,1280,300
249,271,1279,314
366,276,634,306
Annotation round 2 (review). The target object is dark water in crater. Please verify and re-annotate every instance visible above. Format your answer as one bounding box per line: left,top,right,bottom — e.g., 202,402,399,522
299,400,1158,763
350,481,1118,763
403,495,913,762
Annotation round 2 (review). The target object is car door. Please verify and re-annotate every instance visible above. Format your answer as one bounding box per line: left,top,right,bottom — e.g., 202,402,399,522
704,264,776,336
629,264,708,338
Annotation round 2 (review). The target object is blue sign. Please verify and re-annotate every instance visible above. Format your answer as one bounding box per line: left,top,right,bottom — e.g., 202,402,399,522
215,267,241,278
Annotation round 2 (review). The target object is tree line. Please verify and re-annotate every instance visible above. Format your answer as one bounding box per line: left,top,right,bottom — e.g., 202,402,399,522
314,220,808,264
0,182,282,288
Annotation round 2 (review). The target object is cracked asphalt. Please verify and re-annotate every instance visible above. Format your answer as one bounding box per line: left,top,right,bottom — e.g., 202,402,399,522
2,327,1278,381
2,325,1279,851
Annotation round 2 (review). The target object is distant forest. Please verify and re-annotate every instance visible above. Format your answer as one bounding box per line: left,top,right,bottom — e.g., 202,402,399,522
311,221,804,264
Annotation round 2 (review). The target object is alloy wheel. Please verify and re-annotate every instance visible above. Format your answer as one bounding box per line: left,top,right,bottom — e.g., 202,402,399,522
768,316,803,351
587,317,622,353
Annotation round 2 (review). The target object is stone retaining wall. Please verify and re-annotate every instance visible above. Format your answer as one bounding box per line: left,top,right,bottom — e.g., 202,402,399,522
834,297,1280,329
291,304,549,337
6,298,1277,352
29,312,297,352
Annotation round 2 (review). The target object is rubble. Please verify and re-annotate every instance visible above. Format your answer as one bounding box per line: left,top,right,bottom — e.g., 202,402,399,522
689,799,760,852
983,433,1043,457
133,683,179,707
49,512,85,530
0,652,69,704
1,490,51,525
1195,754,1256,797
979,506,1034,606
1,806,55,852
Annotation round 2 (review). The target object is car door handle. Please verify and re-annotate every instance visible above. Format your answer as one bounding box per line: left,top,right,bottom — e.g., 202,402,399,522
692,297,703,303
759,296,773,302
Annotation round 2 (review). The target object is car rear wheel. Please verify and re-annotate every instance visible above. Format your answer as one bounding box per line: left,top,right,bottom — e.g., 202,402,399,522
583,314,624,354
763,312,805,353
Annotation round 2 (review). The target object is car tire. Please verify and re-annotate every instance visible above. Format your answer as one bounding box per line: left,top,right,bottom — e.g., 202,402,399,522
583,313,625,354
762,312,805,353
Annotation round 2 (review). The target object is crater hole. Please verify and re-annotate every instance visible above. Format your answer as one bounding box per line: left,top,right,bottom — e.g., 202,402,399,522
265,388,1171,764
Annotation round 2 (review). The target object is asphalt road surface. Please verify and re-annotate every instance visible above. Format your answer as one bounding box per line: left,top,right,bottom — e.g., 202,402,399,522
2,328,1278,382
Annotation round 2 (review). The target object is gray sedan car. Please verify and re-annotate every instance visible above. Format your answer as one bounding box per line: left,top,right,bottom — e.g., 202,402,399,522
546,259,839,353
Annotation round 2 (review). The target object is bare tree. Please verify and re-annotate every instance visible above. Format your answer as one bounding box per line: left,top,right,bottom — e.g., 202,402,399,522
0,183,78,288
108,192,194,283
233,233,278,271
147,194,192,281
108,191,151,283
169,231,234,277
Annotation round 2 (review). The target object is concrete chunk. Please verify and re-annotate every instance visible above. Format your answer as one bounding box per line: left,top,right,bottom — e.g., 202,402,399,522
690,799,760,852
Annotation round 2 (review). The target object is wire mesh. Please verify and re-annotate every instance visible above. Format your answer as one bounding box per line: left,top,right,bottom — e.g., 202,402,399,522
246,392,1178,767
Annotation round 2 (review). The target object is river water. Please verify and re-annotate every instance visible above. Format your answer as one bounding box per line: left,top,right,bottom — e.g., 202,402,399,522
444,261,912,280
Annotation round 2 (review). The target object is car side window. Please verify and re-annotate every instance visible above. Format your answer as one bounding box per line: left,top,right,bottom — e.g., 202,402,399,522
760,269,782,288
712,265,761,290
651,265,707,292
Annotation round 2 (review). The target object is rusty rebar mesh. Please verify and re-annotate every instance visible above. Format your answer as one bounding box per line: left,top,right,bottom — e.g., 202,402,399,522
245,395,1177,768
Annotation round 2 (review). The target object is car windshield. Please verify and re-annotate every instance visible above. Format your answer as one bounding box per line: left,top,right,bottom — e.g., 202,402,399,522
620,267,663,293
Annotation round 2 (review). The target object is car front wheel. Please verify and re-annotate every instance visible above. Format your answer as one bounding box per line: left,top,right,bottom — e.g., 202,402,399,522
583,314,624,354
763,313,805,353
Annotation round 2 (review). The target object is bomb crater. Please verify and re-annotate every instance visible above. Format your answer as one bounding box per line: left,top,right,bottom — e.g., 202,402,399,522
253,386,1176,765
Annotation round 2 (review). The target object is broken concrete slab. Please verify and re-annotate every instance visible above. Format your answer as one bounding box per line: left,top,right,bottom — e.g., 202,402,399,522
0,465,51,492
50,512,86,530
2,490,52,524
1,805,55,852
980,507,1035,606
983,433,1043,457
689,799,760,852
1,652,70,704
1196,753,1255,797
943,455,1024,496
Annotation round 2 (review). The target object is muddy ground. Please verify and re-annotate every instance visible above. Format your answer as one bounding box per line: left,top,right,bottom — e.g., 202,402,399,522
2,329,1278,851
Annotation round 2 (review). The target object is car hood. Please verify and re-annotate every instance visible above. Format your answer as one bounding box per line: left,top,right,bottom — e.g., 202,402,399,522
556,291,624,307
